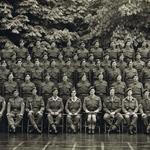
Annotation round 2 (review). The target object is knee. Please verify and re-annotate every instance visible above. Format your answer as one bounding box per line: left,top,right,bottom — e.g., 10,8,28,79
57,113,62,118
92,115,96,123
28,112,33,117
133,114,138,119
87,115,92,122
76,115,81,120
103,113,110,120
116,113,123,120
124,114,130,119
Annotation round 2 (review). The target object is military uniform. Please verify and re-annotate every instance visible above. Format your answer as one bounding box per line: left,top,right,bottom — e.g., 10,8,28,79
103,95,123,131
7,96,25,132
41,81,54,104
20,81,36,100
122,96,139,133
0,96,6,121
58,81,73,104
46,96,64,131
90,47,103,60
117,60,127,75
142,66,150,89
41,60,50,70
23,60,34,74
32,45,45,59
123,47,135,61
101,59,111,72
123,68,138,85
77,48,89,60
26,95,44,133
47,47,59,60
107,48,119,60
112,81,126,99
139,95,150,132
76,81,91,102
3,80,18,101
65,97,82,132
15,47,29,60
94,79,107,101
138,47,150,62
63,46,74,58
83,95,102,133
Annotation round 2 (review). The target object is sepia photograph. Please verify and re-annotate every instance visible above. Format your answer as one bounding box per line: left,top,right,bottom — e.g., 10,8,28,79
0,0,150,149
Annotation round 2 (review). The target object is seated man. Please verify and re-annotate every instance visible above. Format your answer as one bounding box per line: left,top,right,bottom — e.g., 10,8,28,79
26,87,44,133
65,88,82,133
46,87,64,133
0,95,6,122
139,89,150,134
103,87,123,133
122,88,139,135
83,87,102,134
7,89,25,133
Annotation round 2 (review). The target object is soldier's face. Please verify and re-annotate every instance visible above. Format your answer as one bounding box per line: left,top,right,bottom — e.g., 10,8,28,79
51,42,56,48
73,55,78,61
51,61,56,66
36,41,40,47
90,89,95,95
67,41,71,47
32,89,37,95
105,55,109,60
25,75,30,81
81,43,85,48
27,55,31,61
119,55,124,60
117,75,122,81
1,62,7,68
9,74,13,80
133,76,138,81
81,61,86,66
128,90,132,96
53,89,58,96
89,56,94,61
82,75,87,81
14,91,19,97
136,55,141,60
20,41,24,47
66,61,71,66
58,54,63,60
63,76,68,81
129,62,133,67
43,55,48,60
71,90,76,97
112,62,116,68
17,61,22,67
95,42,99,48
35,60,40,66
144,91,149,97
147,61,150,67
45,75,50,81
110,89,115,96
98,74,103,80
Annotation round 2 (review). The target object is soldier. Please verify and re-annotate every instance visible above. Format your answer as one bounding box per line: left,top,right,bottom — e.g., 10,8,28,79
7,89,25,133
65,88,82,133
92,59,105,82
77,59,90,82
122,88,139,134
56,52,65,70
90,40,103,60
107,42,120,60
61,58,74,82
41,73,54,105
15,40,29,60
1,42,16,65
112,74,126,99
47,59,60,83
0,95,6,122
117,53,127,75
3,73,18,101
94,72,108,102
101,53,111,72
138,40,150,62
47,41,59,60
26,87,44,133
87,53,95,70
23,54,34,74
123,60,138,85
123,41,135,62
32,40,45,59
139,89,150,134
107,60,121,85
46,87,64,133
20,74,36,101
128,75,143,102
41,52,50,70
103,87,123,133
58,74,73,104
77,42,89,60
141,60,150,90
63,40,74,58
83,87,102,134
76,73,91,102
31,59,44,91
133,52,145,79
12,59,26,86
0,60,10,95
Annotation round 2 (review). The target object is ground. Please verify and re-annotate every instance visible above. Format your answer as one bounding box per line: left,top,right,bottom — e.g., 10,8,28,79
0,133,150,150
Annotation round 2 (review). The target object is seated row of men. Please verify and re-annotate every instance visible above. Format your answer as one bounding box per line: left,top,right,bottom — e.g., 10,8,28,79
0,86,150,135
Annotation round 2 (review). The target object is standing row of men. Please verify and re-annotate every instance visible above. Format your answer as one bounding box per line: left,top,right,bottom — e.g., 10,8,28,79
0,86,150,135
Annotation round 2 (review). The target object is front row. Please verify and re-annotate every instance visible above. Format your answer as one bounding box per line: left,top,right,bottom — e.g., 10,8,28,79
1,87,150,135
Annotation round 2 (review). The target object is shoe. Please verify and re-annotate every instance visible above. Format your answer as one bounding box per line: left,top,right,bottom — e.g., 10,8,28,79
92,129,95,134
88,129,91,134
146,126,150,134
129,126,134,135
35,127,41,134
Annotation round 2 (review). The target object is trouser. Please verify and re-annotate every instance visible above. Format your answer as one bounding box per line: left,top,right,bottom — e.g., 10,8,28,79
141,113,150,127
86,113,97,130
103,113,123,128
7,111,23,129
28,111,43,129
67,114,80,127
47,113,62,126
124,113,138,128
